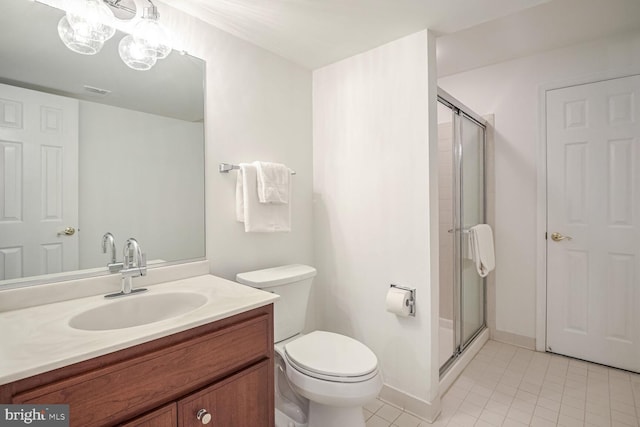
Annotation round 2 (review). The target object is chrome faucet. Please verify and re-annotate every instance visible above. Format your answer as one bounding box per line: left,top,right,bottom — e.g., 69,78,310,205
101,232,123,273
105,238,147,298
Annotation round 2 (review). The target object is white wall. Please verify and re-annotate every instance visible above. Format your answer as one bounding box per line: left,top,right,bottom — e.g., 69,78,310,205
438,29,640,340
158,3,314,283
79,101,204,269
313,30,440,416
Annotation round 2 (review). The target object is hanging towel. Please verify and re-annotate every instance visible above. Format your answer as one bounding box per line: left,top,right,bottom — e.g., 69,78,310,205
469,224,495,278
236,163,292,232
253,161,290,204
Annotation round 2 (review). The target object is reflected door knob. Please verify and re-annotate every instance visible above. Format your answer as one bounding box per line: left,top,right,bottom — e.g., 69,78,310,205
57,226,76,236
550,232,572,242
196,409,212,425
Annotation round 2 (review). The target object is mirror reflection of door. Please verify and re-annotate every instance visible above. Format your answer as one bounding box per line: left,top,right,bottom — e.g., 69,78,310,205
0,83,79,280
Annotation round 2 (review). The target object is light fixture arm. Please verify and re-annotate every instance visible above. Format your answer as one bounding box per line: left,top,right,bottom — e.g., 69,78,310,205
142,0,160,20
103,0,136,15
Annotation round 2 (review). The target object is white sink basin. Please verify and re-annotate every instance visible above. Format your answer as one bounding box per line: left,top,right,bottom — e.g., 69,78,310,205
68,292,208,331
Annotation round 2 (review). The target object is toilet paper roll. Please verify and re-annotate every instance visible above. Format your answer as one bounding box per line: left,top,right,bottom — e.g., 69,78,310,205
386,288,412,317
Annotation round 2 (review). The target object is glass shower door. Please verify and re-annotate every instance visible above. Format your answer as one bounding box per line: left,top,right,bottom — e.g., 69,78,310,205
438,90,487,375
459,114,485,346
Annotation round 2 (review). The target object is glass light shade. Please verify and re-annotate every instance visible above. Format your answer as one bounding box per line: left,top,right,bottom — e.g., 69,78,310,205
133,18,172,59
118,34,157,71
65,0,116,43
57,16,104,55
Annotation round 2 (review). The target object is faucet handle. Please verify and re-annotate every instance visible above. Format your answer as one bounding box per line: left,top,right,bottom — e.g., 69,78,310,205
108,262,124,273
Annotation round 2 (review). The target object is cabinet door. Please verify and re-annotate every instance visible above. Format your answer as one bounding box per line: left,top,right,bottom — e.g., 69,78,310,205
179,361,272,427
120,403,177,427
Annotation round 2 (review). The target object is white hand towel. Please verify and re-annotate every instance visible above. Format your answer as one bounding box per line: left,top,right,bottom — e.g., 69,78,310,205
253,161,290,204
235,166,246,223
236,163,291,232
469,224,495,278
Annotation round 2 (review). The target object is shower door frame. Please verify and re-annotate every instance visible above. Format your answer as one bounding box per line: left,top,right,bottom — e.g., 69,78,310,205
438,89,488,377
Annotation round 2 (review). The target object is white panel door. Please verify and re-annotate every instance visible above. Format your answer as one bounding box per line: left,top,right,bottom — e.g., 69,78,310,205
0,83,79,280
546,75,640,373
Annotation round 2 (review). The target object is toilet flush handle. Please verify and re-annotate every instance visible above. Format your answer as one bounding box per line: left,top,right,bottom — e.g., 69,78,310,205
196,409,212,424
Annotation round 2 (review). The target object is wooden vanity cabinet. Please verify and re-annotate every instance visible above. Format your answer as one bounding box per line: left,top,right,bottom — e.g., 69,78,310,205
121,403,177,427
0,305,275,427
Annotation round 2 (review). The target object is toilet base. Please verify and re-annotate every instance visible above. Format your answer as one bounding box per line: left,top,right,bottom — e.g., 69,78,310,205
276,408,308,427
307,401,365,427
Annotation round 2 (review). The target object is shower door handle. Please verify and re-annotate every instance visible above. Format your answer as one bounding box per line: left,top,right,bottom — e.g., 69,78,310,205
550,232,572,242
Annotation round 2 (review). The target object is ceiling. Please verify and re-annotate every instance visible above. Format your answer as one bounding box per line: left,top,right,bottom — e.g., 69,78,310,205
6,0,640,119
163,0,551,70
164,0,640,74
437,0,640,77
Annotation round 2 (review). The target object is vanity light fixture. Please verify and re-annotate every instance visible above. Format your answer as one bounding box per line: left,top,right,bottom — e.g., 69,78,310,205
118,1,172,71
57,0,172,71
57,0,116,55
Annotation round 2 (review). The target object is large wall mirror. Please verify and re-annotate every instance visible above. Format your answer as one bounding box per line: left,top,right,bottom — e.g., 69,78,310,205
0,0,206,289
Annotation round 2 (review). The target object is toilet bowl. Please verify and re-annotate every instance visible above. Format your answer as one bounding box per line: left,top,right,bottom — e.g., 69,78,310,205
236,265,383,427
282,331,383,427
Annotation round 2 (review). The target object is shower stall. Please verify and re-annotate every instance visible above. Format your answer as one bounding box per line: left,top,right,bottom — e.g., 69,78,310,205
437,89,487,375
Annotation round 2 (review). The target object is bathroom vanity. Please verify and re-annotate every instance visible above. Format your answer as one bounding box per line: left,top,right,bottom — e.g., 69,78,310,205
0,274,277,427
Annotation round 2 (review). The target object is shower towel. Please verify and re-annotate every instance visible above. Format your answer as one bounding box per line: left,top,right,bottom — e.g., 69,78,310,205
236,163,292,232
253,161,290,204
469,224,495,278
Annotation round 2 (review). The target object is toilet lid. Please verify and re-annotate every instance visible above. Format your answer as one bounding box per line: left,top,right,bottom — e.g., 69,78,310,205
284,331,378,381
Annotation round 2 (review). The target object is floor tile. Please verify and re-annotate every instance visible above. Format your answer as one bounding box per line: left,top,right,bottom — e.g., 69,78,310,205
530,416,557,427
366,414,392,427
478,408,504,426
365,398,386,413
373,340,640,427
392,412,422,427
376,404,402,423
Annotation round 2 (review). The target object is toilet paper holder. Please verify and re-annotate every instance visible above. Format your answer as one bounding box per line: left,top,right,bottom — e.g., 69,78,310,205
390,284,416,317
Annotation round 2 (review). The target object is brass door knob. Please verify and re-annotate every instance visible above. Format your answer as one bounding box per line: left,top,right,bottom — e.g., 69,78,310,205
550,232,572,242
57,227,76,236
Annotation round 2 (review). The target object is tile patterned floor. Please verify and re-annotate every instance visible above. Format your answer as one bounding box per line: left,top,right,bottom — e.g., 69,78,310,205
363,340,640,427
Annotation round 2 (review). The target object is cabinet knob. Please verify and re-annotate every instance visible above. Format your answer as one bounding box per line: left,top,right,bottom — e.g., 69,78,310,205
196,409,212,424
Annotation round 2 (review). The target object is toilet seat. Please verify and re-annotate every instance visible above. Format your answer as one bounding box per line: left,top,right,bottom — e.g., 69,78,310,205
284,331,378,383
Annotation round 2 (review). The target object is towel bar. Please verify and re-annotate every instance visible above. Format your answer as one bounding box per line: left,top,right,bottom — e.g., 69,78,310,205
219,162,296,175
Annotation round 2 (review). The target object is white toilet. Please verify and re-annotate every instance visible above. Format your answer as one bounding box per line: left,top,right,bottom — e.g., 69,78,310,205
236,264,383,427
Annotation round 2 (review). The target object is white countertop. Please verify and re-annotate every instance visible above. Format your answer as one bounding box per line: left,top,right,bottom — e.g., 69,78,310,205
0,274,278,385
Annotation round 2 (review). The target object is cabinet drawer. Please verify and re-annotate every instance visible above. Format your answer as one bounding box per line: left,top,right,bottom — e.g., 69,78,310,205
120,403,177,427
179,360,271,427
13,314,270,426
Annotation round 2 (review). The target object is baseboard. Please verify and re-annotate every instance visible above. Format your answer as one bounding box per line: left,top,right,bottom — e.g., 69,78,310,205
491,329,536,350
378,328,492,423
439,328,489,396
378,384,440,423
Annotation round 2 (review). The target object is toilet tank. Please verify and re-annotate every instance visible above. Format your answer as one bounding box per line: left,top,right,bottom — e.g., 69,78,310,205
236,264,316,343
